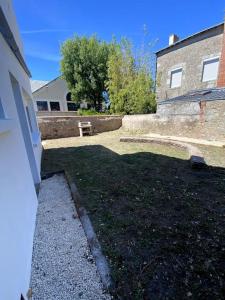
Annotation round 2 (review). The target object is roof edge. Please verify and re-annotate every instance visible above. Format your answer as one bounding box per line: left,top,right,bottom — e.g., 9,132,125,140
156,22,224,55
0,6,31,77
32,76,62,94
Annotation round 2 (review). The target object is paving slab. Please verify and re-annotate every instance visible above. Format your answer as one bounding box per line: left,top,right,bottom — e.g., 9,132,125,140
30,174,110,300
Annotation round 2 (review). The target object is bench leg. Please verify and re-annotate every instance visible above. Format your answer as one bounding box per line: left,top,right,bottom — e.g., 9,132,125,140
79,128,83,137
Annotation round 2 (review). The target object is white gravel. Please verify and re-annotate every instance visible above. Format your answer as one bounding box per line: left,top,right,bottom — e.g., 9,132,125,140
30,174,111,300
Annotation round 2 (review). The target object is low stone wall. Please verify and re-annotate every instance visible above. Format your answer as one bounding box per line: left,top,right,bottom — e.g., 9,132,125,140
122,100,225,142
38,115,123,140
37,111,78,117
120,136,206,168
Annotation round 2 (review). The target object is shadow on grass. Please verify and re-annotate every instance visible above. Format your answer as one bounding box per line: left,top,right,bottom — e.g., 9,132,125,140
42,144,225,300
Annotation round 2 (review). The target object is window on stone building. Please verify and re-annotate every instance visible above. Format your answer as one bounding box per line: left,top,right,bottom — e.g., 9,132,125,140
37,100,48,111
170,68,182,88
202,57,219,82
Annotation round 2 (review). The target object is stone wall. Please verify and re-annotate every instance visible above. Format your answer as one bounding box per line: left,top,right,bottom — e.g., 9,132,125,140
156,24,224,101
38,115,123,140
37,111,78,117
122,100,225,142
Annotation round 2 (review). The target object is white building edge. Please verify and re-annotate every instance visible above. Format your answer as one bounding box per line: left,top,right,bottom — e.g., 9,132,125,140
32,76,87,113
0,0,42,299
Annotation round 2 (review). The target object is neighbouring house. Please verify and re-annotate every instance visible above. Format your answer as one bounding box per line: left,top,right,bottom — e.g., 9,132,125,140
32,76,87,113
156,22,225,102
0,0,42,299
122,20,225,141
30,79,48,94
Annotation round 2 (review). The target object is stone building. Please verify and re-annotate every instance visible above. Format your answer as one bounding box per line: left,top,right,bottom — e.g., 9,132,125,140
156,22,225,102
122,20,225,142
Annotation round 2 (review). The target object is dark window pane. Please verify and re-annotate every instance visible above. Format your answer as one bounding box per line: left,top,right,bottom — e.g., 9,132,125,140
37,101,48,111
66,92,72,101
67,102,79,111
50,102,60,111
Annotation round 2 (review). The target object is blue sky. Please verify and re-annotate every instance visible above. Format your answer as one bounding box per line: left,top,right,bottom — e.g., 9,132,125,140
13,0,225,81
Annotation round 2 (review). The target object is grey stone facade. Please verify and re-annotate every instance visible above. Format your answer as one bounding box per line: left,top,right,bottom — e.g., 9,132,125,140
156,24,224,102
122,99,225,142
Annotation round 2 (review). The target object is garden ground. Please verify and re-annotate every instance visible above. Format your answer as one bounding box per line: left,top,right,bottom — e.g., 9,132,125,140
42,130,225,299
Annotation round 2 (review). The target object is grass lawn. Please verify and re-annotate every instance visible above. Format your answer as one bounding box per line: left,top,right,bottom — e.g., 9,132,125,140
42,130,225,299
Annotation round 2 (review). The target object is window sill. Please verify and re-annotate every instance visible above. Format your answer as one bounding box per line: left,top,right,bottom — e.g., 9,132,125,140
0,119,14,135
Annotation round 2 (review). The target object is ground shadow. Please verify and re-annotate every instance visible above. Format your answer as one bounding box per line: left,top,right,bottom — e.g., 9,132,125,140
43,144,225,299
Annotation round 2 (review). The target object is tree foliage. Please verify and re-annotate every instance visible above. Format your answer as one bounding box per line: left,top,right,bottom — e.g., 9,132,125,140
61,35,110,110
61,33,156,114
106,38,156,114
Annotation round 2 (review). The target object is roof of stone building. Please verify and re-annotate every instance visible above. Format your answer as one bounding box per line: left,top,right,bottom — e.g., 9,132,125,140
159,87,225,104
156,22,224,55
30,80,49,92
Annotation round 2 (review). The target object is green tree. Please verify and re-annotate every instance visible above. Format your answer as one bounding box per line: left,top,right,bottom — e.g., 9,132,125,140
106,37,156,114
61,35,110,110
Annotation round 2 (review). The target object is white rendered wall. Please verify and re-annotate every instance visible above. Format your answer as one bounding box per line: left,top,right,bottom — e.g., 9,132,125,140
0,0,24,55
0,1,41,298
33,77,69,112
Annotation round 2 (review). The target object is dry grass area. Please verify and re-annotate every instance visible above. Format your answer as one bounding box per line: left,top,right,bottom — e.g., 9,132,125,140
42,130,225,299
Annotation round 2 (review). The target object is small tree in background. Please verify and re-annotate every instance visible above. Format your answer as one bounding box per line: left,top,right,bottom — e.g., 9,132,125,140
106,35,156,114
61,35,110,111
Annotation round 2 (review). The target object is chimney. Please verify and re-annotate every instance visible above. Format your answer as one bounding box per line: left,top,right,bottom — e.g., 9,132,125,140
217,20,225,87
169,34,179,46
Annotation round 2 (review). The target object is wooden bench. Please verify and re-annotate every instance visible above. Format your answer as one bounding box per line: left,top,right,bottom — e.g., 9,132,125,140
78,121,93,137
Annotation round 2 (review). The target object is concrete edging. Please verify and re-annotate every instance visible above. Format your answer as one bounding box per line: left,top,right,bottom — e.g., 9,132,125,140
64,171,114,292
120,136,206,169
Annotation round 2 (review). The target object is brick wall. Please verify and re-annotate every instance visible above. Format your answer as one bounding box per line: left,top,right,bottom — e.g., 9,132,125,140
122,100,225,141
217,23,225,87
38,115,123,140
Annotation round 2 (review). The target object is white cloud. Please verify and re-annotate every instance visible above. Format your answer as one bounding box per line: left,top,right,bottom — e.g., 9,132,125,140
21,29,70,34
25,49,61,62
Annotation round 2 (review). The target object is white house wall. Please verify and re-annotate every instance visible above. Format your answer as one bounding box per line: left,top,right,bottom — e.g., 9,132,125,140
33,77,69,112
0,1,41,298
0,0,24,56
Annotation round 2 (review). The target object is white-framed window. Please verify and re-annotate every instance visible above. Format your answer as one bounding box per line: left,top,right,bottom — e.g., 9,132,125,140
202,57,219,82
66,92,79,111
170,68,182,88
50,101,60,111
37,100,48,111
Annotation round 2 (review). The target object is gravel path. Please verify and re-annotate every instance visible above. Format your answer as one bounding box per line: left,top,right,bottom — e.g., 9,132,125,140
30,174,111,300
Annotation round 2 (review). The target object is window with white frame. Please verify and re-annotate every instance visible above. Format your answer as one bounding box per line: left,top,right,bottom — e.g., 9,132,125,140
50,101,60,111
37,100,48,111
66,92,79,111
202,57,219,82
170,68,182,88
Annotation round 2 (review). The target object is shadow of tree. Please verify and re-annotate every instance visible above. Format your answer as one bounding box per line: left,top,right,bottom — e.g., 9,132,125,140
43,144,225,299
